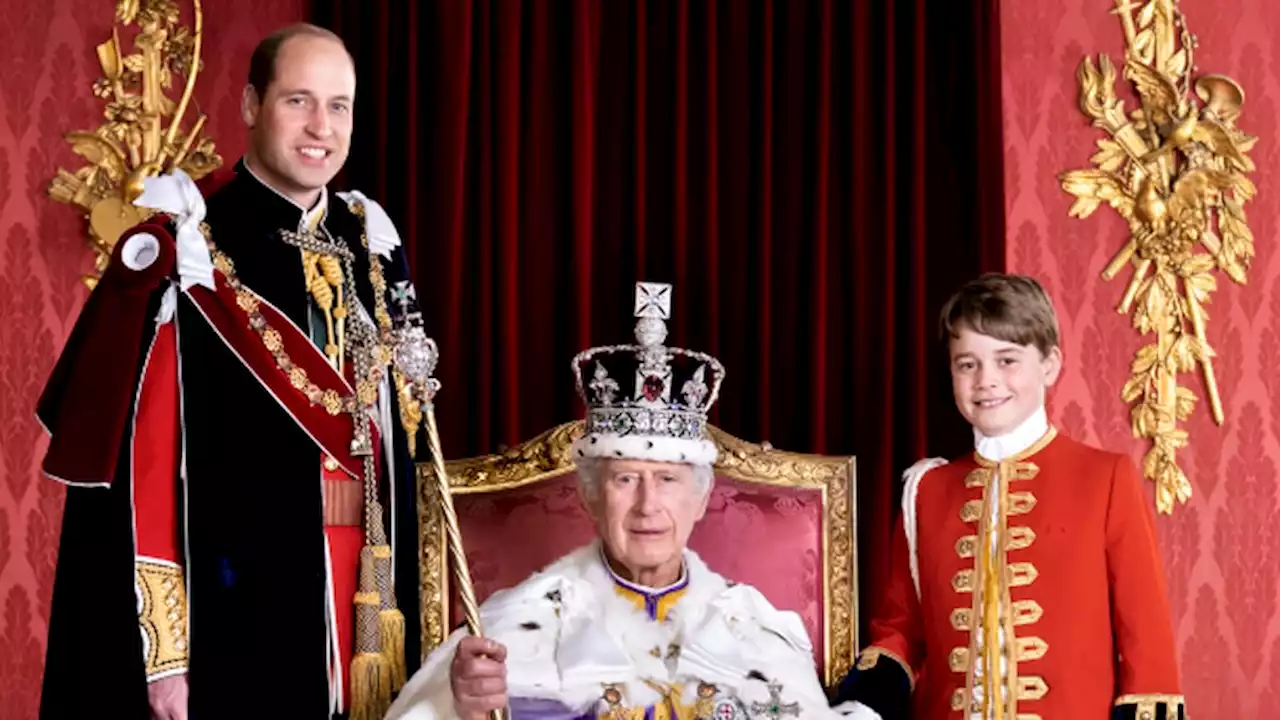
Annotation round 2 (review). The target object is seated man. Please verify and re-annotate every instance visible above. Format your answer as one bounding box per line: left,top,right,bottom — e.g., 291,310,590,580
388,282,843,720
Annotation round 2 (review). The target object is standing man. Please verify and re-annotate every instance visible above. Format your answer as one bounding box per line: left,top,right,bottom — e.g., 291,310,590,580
38,23,428,720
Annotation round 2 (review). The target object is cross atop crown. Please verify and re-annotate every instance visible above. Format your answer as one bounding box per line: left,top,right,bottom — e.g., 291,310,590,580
634,282,671,320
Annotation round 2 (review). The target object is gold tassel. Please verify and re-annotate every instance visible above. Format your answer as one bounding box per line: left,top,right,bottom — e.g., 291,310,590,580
379,608,407,691
304,252,340,366
349,652,391,720
371,544,407,690
318,255,347,369
349,551,392,720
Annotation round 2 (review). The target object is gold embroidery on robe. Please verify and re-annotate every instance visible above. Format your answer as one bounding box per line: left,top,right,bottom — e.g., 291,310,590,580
136,560,188,677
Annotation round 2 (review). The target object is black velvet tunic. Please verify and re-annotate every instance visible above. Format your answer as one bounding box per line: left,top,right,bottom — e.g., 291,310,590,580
38,160,424,719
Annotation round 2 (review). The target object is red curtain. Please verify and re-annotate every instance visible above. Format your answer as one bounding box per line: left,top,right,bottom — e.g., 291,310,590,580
314,0,1004,633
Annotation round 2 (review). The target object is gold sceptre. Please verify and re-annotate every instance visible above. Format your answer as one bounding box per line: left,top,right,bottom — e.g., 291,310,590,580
417,347,508,720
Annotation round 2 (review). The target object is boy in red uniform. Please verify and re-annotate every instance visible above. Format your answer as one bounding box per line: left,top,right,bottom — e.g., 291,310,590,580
834,274,1184,719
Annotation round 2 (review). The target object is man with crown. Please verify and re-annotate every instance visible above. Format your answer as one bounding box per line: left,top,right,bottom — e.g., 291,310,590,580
37,23,427,720
387,282,847,720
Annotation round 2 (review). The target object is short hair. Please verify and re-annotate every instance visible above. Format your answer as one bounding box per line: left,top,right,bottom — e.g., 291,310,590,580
248,23,348,99
938,273,1061,356
575,457,715,502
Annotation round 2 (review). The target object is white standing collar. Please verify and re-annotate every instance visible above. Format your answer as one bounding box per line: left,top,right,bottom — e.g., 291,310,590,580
598,544,688,595
974,405,1050,462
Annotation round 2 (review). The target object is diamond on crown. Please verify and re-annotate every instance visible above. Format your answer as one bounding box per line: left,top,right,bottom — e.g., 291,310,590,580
682,365,708,407
590,362,620,406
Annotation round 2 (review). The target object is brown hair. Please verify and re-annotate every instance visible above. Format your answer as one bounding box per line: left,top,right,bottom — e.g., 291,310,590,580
247,23,349,99
938,273,1061,356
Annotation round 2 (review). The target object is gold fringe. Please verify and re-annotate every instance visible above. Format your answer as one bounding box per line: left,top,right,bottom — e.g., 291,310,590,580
348,651,392,720
350,589,391,720
380,608,407,690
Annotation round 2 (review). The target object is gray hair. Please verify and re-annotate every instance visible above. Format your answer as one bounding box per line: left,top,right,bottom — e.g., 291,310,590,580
575,457,714,502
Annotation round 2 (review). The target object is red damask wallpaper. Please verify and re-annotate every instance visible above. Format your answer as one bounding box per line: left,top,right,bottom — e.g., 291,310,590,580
1003,0,1280,715
0,1,306,717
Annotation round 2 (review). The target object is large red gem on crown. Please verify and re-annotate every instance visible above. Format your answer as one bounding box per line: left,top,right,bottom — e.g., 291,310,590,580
642,375,665,402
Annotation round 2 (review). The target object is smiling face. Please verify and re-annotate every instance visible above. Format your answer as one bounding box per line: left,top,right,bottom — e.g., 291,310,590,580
948,324,1062,437
241,33,354,208
583,459,710,587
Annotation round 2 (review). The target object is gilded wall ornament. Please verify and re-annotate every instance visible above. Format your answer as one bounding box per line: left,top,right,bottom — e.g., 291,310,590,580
1060,0,1257,514
48,0,220,289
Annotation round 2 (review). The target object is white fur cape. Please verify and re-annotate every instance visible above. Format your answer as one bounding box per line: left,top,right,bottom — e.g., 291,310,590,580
387,541,847,719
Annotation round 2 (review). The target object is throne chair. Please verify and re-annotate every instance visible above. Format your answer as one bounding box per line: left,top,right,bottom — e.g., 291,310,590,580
416,421,860,688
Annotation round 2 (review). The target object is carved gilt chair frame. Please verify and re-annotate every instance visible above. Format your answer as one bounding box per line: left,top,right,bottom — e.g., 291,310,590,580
417,421,859,686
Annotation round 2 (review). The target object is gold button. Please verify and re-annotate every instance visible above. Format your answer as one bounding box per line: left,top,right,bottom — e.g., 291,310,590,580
324,456,339,472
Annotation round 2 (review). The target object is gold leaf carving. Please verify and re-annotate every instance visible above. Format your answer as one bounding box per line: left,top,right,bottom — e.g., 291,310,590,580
1059,0,1256,514
1168,48,1188,78
1137,1,1156,29
47,0,219,290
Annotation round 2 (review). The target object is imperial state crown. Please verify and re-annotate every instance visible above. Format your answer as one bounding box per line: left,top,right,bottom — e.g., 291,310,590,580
570,282,725,465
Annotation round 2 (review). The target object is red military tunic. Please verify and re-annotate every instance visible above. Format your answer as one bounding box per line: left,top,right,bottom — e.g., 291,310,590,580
855,411,1184,719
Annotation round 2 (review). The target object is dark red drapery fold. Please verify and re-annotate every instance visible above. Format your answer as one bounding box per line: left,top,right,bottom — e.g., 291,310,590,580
315,0,1004,640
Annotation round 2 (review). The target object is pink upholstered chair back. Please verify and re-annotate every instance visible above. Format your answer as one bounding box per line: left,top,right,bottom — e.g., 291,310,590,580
417,422,858,687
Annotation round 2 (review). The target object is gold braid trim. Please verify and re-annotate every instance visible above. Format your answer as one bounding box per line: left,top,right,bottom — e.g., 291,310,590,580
317,254,347,368
1116,694,1186,719
302,249,340,364
135,559,188,679
855,647,916,690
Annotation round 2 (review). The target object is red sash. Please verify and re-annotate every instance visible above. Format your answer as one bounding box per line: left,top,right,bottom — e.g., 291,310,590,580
39,222,372,486
184,273,365,480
